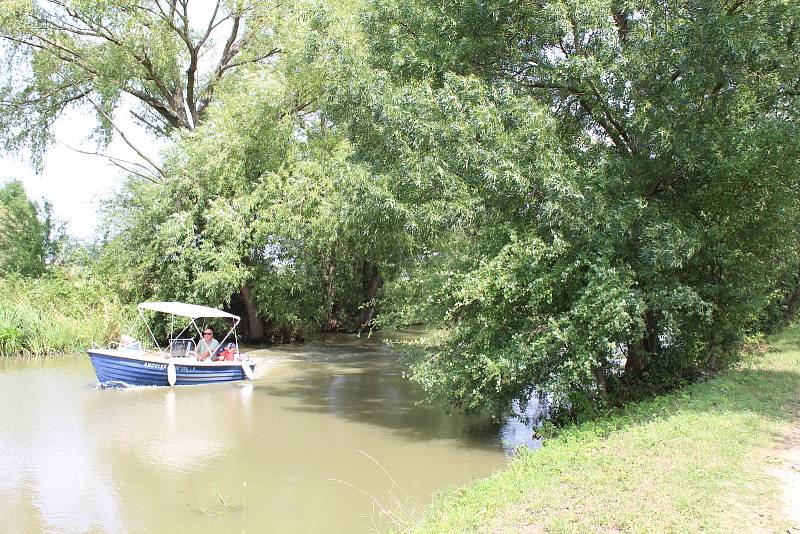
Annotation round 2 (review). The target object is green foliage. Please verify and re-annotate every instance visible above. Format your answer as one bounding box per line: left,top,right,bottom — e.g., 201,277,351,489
0,0,293,169
409,324,800,533
0,179,62,277
3,0,799,422
99,125,410,337
96,1,411,339
327,0,800,416
0,269,134,357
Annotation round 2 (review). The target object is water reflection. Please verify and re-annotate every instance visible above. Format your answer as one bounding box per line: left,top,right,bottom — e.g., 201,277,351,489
0,362,124,533
0,333,533,533
240,382,254,421
86,384,252,472
253,335,540,453
501,398,545,451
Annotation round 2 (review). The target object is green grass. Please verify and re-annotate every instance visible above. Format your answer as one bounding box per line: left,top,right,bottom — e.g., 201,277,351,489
408,327,800,533
0,272,135,356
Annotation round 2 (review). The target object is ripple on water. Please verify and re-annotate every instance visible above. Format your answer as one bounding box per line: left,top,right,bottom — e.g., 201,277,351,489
0,338,539,533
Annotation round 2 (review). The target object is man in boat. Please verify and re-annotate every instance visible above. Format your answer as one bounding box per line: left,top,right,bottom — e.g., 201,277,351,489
197,327,220,361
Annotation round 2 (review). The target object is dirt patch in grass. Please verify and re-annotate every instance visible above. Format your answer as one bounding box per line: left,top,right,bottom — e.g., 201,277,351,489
766,398,800,533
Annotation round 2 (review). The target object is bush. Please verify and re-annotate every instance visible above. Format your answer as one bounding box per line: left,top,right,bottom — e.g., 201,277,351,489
0,270,135,356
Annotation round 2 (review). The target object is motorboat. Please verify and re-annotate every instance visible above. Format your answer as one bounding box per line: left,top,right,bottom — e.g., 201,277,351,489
88,301,255,387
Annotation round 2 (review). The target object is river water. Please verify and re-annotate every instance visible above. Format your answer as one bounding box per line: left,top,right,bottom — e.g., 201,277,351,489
0,332,537,533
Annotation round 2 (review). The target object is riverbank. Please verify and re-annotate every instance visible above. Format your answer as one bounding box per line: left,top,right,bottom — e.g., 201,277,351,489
408,326,800,533
0,274,130,357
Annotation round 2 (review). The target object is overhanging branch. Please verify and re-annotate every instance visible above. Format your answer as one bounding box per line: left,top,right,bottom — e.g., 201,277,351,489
61,75,166,181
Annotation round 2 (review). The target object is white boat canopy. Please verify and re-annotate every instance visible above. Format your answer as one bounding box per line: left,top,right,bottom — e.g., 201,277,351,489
138,301,240,320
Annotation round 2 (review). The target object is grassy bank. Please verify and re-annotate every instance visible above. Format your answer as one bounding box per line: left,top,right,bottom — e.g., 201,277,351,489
409,326,800,533
0,273,134,357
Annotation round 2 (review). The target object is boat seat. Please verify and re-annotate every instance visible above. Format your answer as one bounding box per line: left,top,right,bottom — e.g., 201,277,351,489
170,338,196,358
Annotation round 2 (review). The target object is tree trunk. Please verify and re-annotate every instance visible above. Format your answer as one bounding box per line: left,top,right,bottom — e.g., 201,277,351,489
784,271,800,320
591,363,609,399
240,285,265,342
643,308,659,353
623,308,658,390
322,249,339,331
359,261,382,328
623,345,645,387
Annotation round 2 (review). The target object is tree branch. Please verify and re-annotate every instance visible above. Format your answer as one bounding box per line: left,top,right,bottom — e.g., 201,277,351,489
220,47,281,73
57,139,159,184
45,1,182,124
726,0,747,15
585,78,637,156
123,86,180,129
129,109,169,137
107,158,161,184
197,13,244,117
62,78,166,180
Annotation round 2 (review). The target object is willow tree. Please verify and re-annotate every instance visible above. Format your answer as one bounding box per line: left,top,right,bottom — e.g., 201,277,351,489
92,0,412,340
0,0,291,173
327,0,800,416
0,0,319,337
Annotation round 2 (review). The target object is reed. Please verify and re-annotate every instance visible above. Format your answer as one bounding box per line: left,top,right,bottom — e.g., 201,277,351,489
0,272,135,357
329,450,423,532
182,479,247,518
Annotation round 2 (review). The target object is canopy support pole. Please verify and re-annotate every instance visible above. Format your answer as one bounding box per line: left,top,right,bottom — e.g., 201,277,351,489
140,308,162,353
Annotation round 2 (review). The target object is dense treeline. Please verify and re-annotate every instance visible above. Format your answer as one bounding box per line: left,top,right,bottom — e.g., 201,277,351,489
0,180,58,277
1,0,798,419
0,181,131,356
329,0,800,416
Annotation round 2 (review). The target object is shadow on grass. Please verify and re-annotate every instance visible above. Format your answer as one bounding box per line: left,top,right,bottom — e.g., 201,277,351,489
558,364,800,445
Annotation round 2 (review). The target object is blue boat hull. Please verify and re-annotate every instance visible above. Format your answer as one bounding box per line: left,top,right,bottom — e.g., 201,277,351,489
88,350,255,387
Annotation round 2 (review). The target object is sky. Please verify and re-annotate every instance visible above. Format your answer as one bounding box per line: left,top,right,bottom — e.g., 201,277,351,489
0,105,162,241
0,0,221,241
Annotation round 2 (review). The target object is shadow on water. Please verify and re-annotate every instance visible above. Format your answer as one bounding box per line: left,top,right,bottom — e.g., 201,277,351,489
253,334,539,452
256,330,800,453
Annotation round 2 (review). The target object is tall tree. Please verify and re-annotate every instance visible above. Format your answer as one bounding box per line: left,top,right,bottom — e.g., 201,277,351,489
0,0,288,176
327,0,800,416
0,180,56,277
1,0,325,338
96,0,411,340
